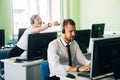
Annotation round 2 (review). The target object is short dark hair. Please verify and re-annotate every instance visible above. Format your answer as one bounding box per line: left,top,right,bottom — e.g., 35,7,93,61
30,14,40,24
62,19,76,33
62,19,76,28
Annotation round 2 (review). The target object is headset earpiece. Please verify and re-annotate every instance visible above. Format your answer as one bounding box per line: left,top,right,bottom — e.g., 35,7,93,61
31,19,34,24
30,17,34,24
62,29,65,33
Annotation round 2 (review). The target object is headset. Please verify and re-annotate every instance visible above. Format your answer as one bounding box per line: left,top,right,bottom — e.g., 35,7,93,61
62,28,65,33
30,18,34,24
62,19,76,34
30,16,44,25
30,15,40,25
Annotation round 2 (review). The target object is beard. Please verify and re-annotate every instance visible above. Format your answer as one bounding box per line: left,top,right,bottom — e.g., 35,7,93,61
66,36,75,42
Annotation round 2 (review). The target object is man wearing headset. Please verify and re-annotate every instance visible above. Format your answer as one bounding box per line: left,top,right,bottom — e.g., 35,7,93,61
47,19,90,80
7,14,59,58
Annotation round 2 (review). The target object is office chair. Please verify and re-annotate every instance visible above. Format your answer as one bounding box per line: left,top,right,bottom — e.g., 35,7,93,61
40,61,50,80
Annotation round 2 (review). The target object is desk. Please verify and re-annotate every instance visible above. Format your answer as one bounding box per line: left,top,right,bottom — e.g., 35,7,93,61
0,48,11,75
59,72,115,80
88,36,120,53
57,72,89,80
1,58,44,80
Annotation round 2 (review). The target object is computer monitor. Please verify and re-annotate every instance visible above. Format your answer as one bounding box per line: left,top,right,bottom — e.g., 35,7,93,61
0,29,5,48
18,28,26,41
27,32,57,61
74,29,90,53
91,23,105,38
91,37,120,79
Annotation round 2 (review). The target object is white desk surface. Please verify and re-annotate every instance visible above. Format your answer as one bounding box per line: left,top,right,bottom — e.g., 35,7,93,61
58,72,115,80
90,35,120,41
58,72,89,80
1,57,44,67
1,57,44,80
0,48,12,51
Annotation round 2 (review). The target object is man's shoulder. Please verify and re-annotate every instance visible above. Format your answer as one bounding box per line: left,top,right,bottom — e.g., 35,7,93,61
48,38,61,49
72,40,78,44
49,38,60,44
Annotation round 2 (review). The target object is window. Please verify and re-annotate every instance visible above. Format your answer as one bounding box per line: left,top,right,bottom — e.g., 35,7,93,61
12,0,61,35
12,0,29,34
38,0,49,23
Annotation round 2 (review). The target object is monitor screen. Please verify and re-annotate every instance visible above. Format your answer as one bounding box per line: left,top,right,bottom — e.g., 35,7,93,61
74,29,90,53
0,29,5,48
91,37,120,79
27,32,57,61
91,23,105,38
18,28,26,41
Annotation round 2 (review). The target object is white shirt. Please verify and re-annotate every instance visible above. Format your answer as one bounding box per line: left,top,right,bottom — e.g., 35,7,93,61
17,25,48,50
47,37,90,77
17,27,32,50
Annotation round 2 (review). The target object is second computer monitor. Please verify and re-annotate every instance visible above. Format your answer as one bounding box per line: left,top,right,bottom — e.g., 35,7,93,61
91,23,105,38
27,32,57,61
18,28,26,41
74,29,90,53
91,37,120,79
0,29,5,48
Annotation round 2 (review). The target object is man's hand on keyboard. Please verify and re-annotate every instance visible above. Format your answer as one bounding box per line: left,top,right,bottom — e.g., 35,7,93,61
78,65,90,72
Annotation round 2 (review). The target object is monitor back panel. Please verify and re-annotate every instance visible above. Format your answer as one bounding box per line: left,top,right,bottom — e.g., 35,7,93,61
0,29,5,48
27,32,57,61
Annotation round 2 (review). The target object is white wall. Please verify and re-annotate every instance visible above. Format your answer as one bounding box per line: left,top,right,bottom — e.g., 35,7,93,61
80,0,120,34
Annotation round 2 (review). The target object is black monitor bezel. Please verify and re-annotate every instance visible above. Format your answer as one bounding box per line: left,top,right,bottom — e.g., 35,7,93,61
27,32,57,61
0,29,5,48
91,23,105,38
18,28,26,41
91,37,120,79
74,29,91,53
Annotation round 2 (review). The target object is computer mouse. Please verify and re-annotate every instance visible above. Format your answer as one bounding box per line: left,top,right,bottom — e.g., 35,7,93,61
66,73,75,79
14,58,22,63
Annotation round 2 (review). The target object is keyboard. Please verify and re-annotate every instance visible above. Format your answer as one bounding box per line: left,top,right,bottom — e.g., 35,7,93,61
77,71,90,78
